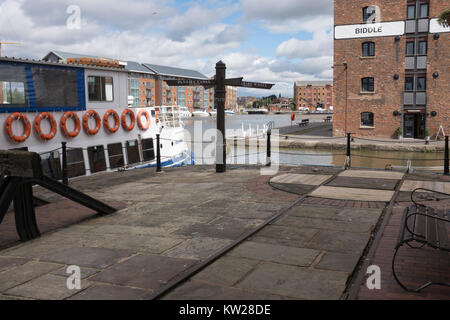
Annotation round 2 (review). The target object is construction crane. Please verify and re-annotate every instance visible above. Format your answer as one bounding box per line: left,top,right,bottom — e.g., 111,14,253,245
0,41,20,57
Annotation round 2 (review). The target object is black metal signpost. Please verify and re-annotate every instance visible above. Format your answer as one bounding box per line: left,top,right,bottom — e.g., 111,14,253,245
166,61,274,173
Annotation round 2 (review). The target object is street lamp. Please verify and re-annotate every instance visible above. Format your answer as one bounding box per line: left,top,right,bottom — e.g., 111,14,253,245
332,61,348,136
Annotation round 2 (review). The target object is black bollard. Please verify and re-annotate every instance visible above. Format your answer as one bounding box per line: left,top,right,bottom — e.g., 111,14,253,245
445,136,449,175
266,130,271,167
156,134,162,172
61,142,68,186
345,133,351,169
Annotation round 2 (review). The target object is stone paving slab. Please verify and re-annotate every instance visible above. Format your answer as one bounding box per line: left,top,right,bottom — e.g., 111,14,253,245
40,247,135,269
228,241,320,267
69,284,150,300
0,256,29,272
192,256,259,287
248,225,319,248
2,241,73,259
400,179,450,193
315,252,361,273
288,205,383,226
327,176,399,190
270,173,332,185
163,237,234,261
305,230,371,254
162,280,286,300
0,261,62,292
275,215,376,234
52,266,100,279
91,254,197,291
4,274,89,300
173,217,265,240
338,170,404,180
236,262,348,300
310,186,395,202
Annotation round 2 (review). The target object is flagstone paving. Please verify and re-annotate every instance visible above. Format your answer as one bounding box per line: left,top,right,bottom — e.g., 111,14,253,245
0,165,446,300
309,186,395,202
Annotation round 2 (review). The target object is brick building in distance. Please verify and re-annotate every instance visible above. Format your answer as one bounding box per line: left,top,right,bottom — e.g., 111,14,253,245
225,86,238,111
43,51,214,112
333,0,450,138
294,81,333,111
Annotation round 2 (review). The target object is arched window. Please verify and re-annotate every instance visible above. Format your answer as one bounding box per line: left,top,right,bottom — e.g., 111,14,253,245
361,112,374,127
362,77,375,92
363,6,376,22
362,42,375,57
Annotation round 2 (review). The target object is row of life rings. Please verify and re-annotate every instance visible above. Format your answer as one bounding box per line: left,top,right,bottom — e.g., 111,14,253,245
5,109,151,143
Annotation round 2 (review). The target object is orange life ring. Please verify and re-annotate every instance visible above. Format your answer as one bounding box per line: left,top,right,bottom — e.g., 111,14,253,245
137,110,150,130
34,112,57,141
83,110,101,135
103,109,120,133
121,109,136,131
5,113,31,143
60,112,81,138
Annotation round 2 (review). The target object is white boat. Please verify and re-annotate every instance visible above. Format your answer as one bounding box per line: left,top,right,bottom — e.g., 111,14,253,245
225,110,235,116
0,57,193,180
178,106,192,118
246,108,269,115
192,109,210,117
209,110,217,116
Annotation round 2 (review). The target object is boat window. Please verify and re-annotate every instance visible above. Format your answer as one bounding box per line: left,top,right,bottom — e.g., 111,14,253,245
1,81,26,105
142,138,155,162
87,145,106,173
108,143,124,169
88,76,114,102
66,148,85,178
127,140,140,165
0,63,28,109
33,67,79,108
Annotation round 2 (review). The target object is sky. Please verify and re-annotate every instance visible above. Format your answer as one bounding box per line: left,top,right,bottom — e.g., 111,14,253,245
0,0,334,97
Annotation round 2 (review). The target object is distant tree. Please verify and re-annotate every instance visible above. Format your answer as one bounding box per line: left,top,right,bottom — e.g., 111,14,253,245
289,98,296,110
438,9,450,27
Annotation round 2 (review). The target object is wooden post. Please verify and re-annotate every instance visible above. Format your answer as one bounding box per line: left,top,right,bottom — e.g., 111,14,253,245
216,61,227,173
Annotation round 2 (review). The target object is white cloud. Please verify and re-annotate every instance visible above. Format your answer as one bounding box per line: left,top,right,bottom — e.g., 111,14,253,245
275,30,333,59
166,4,239,41
241,0,333,34
0,0,335,98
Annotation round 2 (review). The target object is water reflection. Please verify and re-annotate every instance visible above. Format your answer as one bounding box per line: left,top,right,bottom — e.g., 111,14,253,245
183,115,445,172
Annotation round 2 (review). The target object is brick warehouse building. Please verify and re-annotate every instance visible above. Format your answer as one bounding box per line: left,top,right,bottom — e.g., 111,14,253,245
333,0,450,138
294,81,333,111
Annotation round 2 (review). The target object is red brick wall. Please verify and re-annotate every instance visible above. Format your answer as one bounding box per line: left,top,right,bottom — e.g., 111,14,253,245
334,0,406,25
333,0,449,138
294,84,334,111
333,36,405,137
426,31,450,138
139,78,155,107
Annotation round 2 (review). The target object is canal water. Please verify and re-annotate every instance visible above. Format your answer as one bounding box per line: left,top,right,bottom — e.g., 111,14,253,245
183,115,445,172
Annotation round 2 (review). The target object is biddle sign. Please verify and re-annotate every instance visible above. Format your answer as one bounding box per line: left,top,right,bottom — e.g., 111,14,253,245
335,21,405,39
